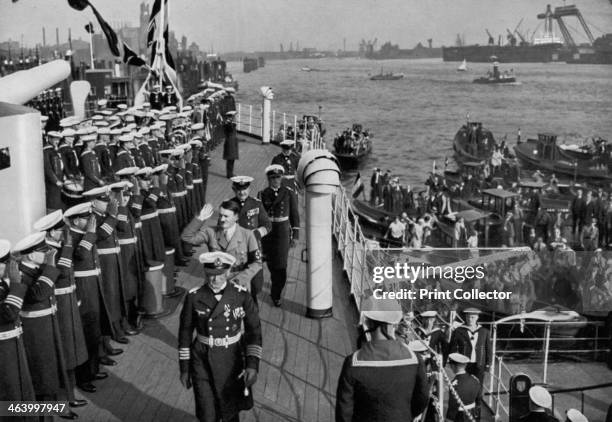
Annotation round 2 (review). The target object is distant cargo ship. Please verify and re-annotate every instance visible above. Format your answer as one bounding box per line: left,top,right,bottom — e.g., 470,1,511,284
443,4,611,64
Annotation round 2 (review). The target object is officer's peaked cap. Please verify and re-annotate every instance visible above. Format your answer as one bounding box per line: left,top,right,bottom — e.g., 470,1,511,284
528,386,552,409
33,210,64,232
265,164,285,176
199,251,236,275
14,232,47,255
231,176,254,189
448,353,470,364
360,296,402,324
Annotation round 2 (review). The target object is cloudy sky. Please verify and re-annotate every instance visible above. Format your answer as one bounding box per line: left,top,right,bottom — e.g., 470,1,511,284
1,0,611,53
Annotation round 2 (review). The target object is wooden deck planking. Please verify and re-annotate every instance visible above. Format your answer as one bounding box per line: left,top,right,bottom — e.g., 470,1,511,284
72,136,359,421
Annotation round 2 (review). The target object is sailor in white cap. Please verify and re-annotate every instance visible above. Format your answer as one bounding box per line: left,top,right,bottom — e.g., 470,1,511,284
446,353,481,422
114,134,137,171
81,133,105,191
59,127,82,181
33,210,89,410
228,175,272,305
95,127,115,182
223,110,239,178
565,409,587,422
162,84,178,108
448,307,491,383
416,310,448,358
178,251,262,422
0,239,38,406
13,231,73,408
43,130,66,211
271,139,300,189
336,296,429,422
258,164,299,307
523,386,558,422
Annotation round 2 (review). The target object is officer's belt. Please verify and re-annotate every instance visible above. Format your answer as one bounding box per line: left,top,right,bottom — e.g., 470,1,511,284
55,284,77,295
171,191,187,197
118,237,137,245
0,326,23,341
459,403,476,411
74,269,101,278
193,178,203,183
157,207,176,215
98,246,120,255
20,304,57,318
140,211,159,221
196,332,241,348
134,222,143,229
269,216,289,222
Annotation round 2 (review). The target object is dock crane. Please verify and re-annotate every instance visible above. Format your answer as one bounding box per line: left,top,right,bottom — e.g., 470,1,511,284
485,29,495,45
537,4,595,48
506,29,518,46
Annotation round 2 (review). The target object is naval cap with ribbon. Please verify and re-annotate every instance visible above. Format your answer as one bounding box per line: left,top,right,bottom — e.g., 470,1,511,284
82,186,110,200
33,209,65,232
265,164,285,177
448,353,470,364
280,139,296,148
0,239,11,262
360,295,403,324
47,131,63,139
199,251,236,275
528,386,552,409
191,122,204,131
109,181,133,191
64,202,92,220
135,167,153,179
226,110,237,116
565,409,588,422
152,164,168,174
420,310,438,318
407,340,429,353
115,166,139,178
13,232,48,255
231,175,254,190
189,139,203,148
463,307,482,314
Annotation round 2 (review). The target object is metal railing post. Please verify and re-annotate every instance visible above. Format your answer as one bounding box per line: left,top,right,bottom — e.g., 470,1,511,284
294,115,298,141
489,324,497,408
543,322,551,384
272,110,276,140
249,104,253,135
237,103,241,131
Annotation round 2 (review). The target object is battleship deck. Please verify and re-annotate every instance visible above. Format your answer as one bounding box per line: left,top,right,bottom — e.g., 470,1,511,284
72,134,360,421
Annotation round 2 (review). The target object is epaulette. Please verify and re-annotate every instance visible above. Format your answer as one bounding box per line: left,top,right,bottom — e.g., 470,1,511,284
231,281,247,292
189,286,201,294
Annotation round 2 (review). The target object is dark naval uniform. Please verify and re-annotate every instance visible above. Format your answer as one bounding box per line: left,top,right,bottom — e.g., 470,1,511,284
416,326,448,357
448,325,491,383
43,144,65,210
59,142,81,180
446,372,481,422
519,411,559,422
19,262,64,400
0,280,36,406
178,283,262,422
181,220,262,291
271,151,300,189
235,196,271,303
223,120,239,178
336,340,429,422
113,148,136,172
94,142,114,182
81,149,105,191
258,185,299,303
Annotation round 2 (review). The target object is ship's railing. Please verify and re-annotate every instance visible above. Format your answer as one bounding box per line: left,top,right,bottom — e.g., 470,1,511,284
236,102,326,150
549,382,612,417
483,355,513,421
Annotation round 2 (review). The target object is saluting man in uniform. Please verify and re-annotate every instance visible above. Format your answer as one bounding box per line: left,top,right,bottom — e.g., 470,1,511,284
43,131,65,211
271,140,300,189
230,176,272,305
448,308,491,383
178,251,262,422
0,240,36,408
336,297,429,422
181,200,262,292
258,165,299,307
81,134,106,191
113,135,137,172
446,353,481,422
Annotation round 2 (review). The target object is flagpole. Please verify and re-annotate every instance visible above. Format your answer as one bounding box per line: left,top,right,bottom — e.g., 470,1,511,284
89,29,95,69
158,0,165,88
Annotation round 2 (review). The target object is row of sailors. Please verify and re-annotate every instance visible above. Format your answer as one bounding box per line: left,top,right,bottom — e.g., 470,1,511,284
0,160,207,420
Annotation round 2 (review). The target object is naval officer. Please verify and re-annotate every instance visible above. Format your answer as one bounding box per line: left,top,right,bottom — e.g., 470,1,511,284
446,353,481,422
258,165,299,307
271,139,300,189
521,386,559,422
336,297,429,422
448,308,491,383
178,251,262,422
230,175,271,305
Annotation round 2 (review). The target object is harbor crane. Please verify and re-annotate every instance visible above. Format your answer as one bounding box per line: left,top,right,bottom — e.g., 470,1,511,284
537,4,595,47
485,29,495,45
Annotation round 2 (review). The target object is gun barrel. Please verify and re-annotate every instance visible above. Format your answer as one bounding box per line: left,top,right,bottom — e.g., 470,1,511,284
0,60,71,105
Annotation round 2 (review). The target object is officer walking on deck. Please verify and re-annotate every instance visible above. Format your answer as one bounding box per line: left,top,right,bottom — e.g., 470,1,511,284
336,297,429,422
446,353,481,422
258,165,299,307
223,111,239,178
229,176,271,305
271,140,300,189
178,251,262,422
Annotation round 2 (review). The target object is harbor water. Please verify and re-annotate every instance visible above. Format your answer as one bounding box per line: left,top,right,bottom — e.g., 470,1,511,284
230,57,612,187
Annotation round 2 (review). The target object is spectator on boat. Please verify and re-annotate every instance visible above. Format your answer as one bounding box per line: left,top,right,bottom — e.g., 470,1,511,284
402,184,415,211
535,207,553,244
391,179,404,215
421,213,438,246
370,168,382,206
385,215,406,246
571,188,587,238
581,218,599,251
602,197,612,248
454,217,468,247
533,236,548,252
526,227,537,249
503,211,515,247
549,227,568,250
